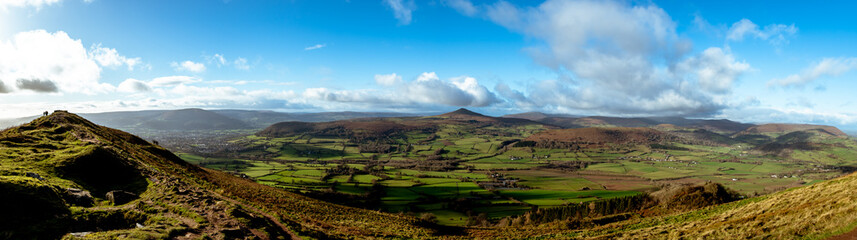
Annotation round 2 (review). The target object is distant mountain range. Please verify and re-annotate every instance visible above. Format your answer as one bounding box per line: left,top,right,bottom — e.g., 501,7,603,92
257,108,848,154
1,108,849,138
257,108,547,139
504,112,753,134
0,108,421,131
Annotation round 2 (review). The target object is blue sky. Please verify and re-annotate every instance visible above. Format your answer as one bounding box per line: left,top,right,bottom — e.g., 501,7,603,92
1,0,856,130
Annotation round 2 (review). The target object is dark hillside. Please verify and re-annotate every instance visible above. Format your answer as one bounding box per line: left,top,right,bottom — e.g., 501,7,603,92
502,112,753,134
257,108,550,139
739,123,848,137
523,127,679,148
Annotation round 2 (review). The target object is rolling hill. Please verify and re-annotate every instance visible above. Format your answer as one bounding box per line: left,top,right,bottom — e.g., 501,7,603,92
738,123,848,137
257,108,551,140
503,112,753,134
77,109,422,130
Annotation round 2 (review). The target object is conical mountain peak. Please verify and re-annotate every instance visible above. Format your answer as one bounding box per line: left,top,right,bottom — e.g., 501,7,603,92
440,108,486,117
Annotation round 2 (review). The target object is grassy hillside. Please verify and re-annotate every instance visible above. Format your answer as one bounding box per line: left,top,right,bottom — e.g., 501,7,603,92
0,111,440,239
468,169,857,239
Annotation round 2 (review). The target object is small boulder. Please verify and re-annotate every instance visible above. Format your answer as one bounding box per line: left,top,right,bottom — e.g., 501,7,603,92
25,172,44,181
105,190,137,205
69,232,91,238
64,188,94,207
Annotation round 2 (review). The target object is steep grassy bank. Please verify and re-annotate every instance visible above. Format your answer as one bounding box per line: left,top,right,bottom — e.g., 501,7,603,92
0,111,441,239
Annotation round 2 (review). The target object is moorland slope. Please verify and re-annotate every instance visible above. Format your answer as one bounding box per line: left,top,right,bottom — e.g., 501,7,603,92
0,111,441,239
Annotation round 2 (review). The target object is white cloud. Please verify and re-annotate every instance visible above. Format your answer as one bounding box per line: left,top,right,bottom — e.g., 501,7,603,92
494,83,531,107
89,44,142,71
302,87,387,104
445,0,477,16
484,1,523,30
383,0,415,25
721,106,857,128
0,87,306,118
0,0,62,10
16,78,58,92
448,76,498,107
234,57,249,70
117,78,151,93
303,72,500,108
374,73,402,86
207,53,228,67
404,72,499,107
0,81,9,93
678,47,751,93
149,76,201,87
171,84,241,96
304,44,325,51
205,54,250,70
768,57,857,88
473,0,739,116
0,30,113,94
692,14,715,33
171,60,206,73
726,18,797,46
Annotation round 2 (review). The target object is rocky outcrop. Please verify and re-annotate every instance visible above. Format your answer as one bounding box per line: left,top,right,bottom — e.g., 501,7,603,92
64,188,94,207
106,190,137,205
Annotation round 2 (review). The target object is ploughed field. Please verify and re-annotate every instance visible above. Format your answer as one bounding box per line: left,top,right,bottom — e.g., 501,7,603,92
176,110,857,227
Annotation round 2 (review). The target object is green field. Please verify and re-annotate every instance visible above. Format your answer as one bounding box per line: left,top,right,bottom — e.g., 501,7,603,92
178,119,857,227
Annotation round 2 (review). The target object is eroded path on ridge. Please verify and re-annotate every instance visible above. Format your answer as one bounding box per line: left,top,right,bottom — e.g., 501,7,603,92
211,191,303,240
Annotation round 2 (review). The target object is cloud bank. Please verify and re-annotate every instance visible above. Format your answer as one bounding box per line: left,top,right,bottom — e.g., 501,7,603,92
304,72,499,108
473,0,750,116
0,30,117,94
171,60,206,73
0,0,62,10
726,19,798,46
769,58,857,88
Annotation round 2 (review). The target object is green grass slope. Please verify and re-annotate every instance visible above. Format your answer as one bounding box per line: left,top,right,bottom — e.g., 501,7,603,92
0,111,440,239
468,170,857,239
